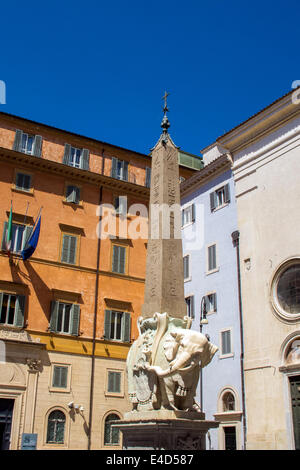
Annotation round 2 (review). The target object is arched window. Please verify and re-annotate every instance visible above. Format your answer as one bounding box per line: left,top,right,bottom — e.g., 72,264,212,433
222,391,235,412
46,410,66,444
104,413,120,445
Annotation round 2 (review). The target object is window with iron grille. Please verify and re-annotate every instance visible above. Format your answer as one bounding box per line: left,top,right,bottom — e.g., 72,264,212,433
46,410,66,444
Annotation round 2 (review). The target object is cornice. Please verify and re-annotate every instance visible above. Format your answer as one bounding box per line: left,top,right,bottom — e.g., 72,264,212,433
0,146,150,200
180,153,232,198
217,93,300,154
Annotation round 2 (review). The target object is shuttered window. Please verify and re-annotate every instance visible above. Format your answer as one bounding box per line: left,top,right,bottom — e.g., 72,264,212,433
63,144,90,170
65,185,80,204
181,204,195,226
183,255,190,280
114,196,127,216
205,293,217,312
61,234,77,264
13,130,42,157
107,371,121,393
104,309,131,342
52,365,68,388
221,330,232,355
15,172,32,192
111,157,129,181
208,244,217,271
210,184,230,212
185,296,195,319
0,293,25,327
1,222,32,253
49,301,80,336
112,245,126,274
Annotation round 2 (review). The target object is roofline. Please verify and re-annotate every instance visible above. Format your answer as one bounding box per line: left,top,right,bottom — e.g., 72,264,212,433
201,88,299,152
0,110,152,160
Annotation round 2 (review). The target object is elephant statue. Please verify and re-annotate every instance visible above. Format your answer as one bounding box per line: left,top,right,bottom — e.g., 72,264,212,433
146,328,218,412
126,313,218,413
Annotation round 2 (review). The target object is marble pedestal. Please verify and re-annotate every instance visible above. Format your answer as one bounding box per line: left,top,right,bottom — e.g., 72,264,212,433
114,411,219,451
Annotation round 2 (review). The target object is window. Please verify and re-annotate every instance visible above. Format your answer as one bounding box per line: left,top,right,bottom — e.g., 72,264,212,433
46,410,66,444
145,167,151,188
221,329,232,356
65,185,80,204
63,144,90,170
61,234,78,264
181,204,195,227
205,293,217,313
271,259,300,322
13,130,42,157
1,222,32,254
112,245,126,274
224,426,237,450
210,184,230,212
104,413,120,446
185,295,195,319
104,310,131,342
183,255,190,280
114,196,127,216
207,244,217,272
277,264,300,314
52,365,68,389
49,301,80,336
111,157,129,181
0,293,25,327
107,371,121,393
15,172,32,192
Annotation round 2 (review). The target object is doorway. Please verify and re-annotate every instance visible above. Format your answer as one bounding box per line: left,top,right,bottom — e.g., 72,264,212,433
0,399,14,450
289,375,300,450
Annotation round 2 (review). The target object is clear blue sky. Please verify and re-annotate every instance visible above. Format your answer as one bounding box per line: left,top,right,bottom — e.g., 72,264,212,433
1,1,299,156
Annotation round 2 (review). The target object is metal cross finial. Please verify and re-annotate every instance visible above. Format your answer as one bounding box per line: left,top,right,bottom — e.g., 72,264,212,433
162,91,169,111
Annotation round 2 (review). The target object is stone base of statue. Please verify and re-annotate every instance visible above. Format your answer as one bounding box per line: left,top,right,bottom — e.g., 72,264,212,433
115,410,219,450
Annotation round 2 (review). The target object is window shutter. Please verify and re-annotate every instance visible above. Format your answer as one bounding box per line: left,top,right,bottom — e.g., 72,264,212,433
70,304,80,336
104,310,112,339
192,204,196,222
53,366,68,388
145,167,151,187
61,235,70,262
108,371,115,392
119,196,127,216
190,296,195,319
115,372,121,392
13,130,23,152
22,225,33,250
224,183,230,203
183,256,189,279
49,301,59,332
63,144,71,165
123,161,129,181
181,209,184,227
112,246,119,272
81,149,90,170
111,157,118,178
66,186,80,204
14,295,25,327
210,191,217,212
33,135,43,157
119,246,126,273
1,222,8,250
208,245,216,271
68,236,77,264
222,330,231,355
122,312,131,342
0,292,3,314
212,293,217,312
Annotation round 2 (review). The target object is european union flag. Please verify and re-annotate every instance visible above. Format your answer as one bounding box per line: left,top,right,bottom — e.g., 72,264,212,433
21,215,41,261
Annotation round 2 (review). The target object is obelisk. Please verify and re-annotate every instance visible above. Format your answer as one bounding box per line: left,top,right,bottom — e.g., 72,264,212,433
141,92,187,319
114,94,219,450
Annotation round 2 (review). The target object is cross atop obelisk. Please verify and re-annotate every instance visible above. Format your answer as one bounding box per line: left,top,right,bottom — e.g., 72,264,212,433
141,93,186,319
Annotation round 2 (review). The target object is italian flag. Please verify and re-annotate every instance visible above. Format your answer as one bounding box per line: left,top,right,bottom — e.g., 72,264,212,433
5,202,13,256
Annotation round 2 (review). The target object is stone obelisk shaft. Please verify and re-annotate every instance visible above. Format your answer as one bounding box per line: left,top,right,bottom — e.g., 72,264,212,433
141,135,187,319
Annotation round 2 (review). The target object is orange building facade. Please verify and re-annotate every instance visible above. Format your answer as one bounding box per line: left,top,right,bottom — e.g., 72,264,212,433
0,112,198,449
